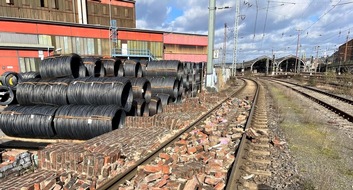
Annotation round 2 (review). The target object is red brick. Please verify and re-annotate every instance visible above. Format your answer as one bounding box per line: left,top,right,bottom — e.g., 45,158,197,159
143,165,162,173
161,165,170,174
205,176,221,185
159,153,170,160
187,147,197,154
215,182,226,190
144,172,163,183
183,175,199,190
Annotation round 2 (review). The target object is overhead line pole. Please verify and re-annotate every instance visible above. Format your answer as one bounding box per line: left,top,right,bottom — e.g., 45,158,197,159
232,0,240,77
206,0,216,88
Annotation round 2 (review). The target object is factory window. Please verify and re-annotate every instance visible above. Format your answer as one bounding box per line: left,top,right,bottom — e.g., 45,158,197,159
22,0,29,6
51,0,59,9
19,58,41,72
114,7,118,16
40,0,48,7
124,8,129,18
6,0,14,5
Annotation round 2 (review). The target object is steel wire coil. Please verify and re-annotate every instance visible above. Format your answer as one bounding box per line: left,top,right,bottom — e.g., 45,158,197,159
145,76,179,99
0,105,58,138
128,77,151,103
16,78,72,106
39,54,83,78
177,78,183,95
101,58,124,77
148,96,162,116
0,71,22,90
140,60,148,76
82,57,104,77
54,105,125,140
20,72,41,80
79,65,88,77
67,77,133,111
154,93,174,107
182,74,190,90
145,60,184,80
0,86,16,106
123,60,142,77
128,99,148,116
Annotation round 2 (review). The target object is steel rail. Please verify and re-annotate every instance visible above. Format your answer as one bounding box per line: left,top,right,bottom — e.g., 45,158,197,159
270,79,353,122
273,79,353,105
225,78,260,190
98,79,248,190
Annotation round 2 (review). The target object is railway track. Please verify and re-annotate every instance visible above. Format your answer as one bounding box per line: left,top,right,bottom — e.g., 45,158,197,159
98,79,265,189
227,80,272,189
269,79,353,122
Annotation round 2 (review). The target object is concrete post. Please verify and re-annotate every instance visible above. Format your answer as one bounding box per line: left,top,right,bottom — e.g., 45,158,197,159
206,0,216,88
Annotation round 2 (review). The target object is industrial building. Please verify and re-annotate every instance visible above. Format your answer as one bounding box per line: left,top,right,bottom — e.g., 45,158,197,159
0,0,207,74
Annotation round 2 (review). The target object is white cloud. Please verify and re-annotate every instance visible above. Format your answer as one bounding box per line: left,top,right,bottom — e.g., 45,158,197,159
136,0,353,62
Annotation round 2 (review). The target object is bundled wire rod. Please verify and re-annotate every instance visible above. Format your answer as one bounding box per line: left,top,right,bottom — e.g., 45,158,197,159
20,72,41,80
54,105,126,140
101,58,124,77
39,53,83,78
123,60,143,77
188,74,196,84
145,76,179,99
79,65,88,77
145,60,184,80
128,77,152,103
82,57,104,77
140,60,148,76
0,86,15,106
16,78,72,106
178,78,184,96
182,74,190,90
0,105,58,138
154,93,174,107
148,96,163,116
0,71,22,90
67,77,133,111
128,99,148,116
195,71,201,83
182,62,189,75
175,93,183,104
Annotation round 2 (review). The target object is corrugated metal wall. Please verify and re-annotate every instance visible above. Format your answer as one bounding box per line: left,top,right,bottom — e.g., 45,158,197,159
0,32,38,44
0,0,135,28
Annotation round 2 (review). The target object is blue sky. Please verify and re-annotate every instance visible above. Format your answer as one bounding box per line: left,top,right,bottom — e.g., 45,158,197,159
136,0,353,63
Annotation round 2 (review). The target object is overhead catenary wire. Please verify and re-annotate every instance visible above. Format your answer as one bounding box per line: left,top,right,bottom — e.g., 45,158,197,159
39,53,83,78
54,105,125,140
0,105,58,138
67,77,133,112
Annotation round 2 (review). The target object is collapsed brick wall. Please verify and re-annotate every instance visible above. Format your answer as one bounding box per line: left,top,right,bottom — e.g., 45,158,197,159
0,94,221,189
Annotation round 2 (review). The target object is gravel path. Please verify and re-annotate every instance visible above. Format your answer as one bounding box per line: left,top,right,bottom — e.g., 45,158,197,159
264,79,353,190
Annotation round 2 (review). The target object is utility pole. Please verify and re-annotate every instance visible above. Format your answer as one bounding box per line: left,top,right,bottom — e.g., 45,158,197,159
206,0,216,88
344,30,350,63
232,0,240,77
316,46,320,72
294,29,302,73
222,23,227,76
